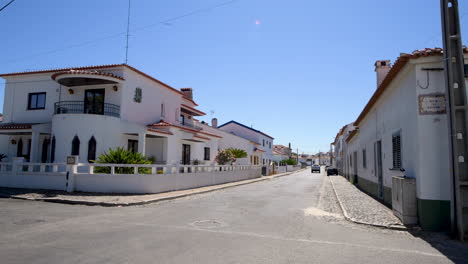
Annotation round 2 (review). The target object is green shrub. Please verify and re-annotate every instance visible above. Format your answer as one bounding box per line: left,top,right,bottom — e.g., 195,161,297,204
281,158,298,165
93,147,152,174
225,148,248,159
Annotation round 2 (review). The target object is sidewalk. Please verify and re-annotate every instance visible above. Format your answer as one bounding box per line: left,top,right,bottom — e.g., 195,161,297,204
329,175,406,230
0,170,302,207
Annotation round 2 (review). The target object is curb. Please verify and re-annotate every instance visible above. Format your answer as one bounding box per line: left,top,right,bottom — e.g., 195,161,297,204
0,169,303,207
328,176,408,231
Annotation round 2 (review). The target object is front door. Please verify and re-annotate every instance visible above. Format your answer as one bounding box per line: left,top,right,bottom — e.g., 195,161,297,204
84,89,105,115
182,144,191,165
374,140,383,199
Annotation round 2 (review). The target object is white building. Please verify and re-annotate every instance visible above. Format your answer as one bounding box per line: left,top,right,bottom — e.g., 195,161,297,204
0,64,255,165
218,120,274,165
337,48,468,231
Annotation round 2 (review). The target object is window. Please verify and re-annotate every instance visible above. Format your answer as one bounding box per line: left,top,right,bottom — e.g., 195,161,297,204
392,131,402,169
362,149,367,168
71,136,80,156
128,139,138,153
179,115,185,125
88,136,97,162
204,147,210,161
28,92,46,110
161,103,165,118
263,139,265,146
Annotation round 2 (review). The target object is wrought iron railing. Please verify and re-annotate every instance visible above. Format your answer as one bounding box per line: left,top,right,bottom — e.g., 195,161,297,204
54,101,120,118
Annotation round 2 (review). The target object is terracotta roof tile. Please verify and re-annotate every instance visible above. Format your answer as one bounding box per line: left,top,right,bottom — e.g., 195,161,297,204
51,70,124,81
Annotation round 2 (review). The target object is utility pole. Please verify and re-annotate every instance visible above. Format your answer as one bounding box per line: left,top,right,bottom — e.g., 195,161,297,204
441,0,467,240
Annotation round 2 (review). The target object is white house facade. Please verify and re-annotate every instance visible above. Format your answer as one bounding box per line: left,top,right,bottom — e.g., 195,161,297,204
0,64,255,166
218,120,274,165
335,48,468,231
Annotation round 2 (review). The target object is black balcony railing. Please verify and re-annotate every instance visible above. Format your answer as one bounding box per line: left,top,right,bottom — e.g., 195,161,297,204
179,121,202,130
54,101,120,118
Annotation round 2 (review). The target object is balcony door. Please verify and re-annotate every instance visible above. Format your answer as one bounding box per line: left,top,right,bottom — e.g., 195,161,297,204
84,89,105,115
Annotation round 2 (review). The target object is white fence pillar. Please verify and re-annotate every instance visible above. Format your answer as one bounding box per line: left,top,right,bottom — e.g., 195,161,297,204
66,156,79,192
12,157,25,176
29,131,40,162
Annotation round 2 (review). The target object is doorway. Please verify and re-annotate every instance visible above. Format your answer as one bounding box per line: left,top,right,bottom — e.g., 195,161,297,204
41,138,50,163
182,144,191,165
353,151,358,183
374,140,383,199
84,89,105,115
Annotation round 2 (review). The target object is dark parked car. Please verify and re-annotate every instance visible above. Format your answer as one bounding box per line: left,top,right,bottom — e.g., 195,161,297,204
311,165,321,173
326,167,338,176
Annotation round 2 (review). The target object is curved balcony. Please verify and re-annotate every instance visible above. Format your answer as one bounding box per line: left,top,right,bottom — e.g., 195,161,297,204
54,101,120,118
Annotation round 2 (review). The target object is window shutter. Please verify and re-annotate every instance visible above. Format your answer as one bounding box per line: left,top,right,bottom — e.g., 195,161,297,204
392,133,402,169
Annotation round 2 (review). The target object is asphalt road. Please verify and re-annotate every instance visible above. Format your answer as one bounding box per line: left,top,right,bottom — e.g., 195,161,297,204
0,169,466,264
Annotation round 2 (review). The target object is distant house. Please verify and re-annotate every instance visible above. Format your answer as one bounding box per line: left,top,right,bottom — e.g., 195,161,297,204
272,144,291,162
218,120,274,165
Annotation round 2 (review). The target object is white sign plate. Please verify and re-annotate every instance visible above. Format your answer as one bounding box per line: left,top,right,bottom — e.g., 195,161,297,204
418,94,446,115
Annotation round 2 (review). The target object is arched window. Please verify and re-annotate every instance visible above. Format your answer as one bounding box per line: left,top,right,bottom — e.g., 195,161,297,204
51,136,56,162
71,136,80,156
87,136,96,162
41,138,50,163
16,138,23,157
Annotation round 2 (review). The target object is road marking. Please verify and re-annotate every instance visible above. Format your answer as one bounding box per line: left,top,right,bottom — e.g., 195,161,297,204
135,223,446,258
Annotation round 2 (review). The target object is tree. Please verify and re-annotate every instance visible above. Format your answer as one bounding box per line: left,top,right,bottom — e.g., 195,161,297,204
93,147,152,174
215,149,235,165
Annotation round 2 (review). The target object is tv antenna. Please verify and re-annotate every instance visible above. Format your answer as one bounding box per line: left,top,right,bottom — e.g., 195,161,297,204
125,0,131,64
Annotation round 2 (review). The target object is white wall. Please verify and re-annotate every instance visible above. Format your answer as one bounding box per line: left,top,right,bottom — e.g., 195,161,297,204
51,114,144,163
2,74,60,124
346,56,452,201
74,167,261,194
199,123,255,165
218,122,274,164
121,68,186,125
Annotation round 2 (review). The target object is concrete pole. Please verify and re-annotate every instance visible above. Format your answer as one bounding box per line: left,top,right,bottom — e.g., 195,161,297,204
29,131,40,162
138,132,146,156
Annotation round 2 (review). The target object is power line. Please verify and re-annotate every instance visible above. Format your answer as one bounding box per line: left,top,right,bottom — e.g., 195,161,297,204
3,0,238,65
0,0,15,13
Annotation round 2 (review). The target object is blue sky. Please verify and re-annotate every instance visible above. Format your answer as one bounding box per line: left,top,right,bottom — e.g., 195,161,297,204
0,0,467,154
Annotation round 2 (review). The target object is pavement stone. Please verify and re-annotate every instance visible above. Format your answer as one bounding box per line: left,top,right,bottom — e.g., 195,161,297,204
329,175,405,230
0,169,304,206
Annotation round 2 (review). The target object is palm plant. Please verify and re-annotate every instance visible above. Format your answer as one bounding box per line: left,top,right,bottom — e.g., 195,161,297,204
226,148,248,160
93,147,152,174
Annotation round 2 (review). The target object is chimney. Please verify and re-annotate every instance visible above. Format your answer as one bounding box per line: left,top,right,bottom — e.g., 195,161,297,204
212,118,218,128
181,88,193,100
374,60,391,87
